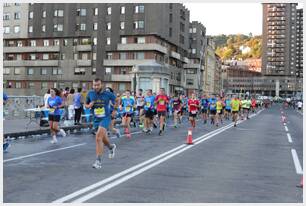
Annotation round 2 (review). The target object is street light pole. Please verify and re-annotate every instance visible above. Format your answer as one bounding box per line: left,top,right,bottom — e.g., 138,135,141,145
198,41,206,97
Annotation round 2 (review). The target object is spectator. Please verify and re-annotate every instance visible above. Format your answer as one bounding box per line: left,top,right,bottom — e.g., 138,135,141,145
74,88,83,125
67,88,75,120
297,100,303,111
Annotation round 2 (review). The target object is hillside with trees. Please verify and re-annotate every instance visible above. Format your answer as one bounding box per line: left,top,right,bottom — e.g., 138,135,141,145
213,34,262,61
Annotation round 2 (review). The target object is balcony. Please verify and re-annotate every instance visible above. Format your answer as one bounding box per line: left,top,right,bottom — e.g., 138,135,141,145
170,51,181,60
111,74,131,82
77,60,92,66
103,59,157,66
3,46,60,53
183,63,200,69
183,57,190,64
75,45,92,52
117,43,167,54
4,60,59,67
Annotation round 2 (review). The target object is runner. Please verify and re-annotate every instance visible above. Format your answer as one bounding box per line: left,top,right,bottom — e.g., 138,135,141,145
188,92,200,128
251,97,257,113
85,78,117,169
241,96,251,120
200,94,209,124
154,88,169,136
135,89,145,128
216,95,225,127
121,90,135,138
231,95,241,127
3,92,10,152
172,93,182,128
143,89,155,134
106,87,121,138
224,96,232,120
208,95,217,125
297,100,303,111
47,88,66,144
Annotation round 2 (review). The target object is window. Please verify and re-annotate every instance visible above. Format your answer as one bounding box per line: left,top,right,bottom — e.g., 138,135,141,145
77,8,87,16
192,49,196,54
169,28,172,37
106,52,112,59
42,25,46,32
106,22,111,30
15,3,21,6
4,68,10,75
43,40,49,46
93,8,98,16
28,26,33,33
137,37,145,44
3,13,10,20
93,23,98,30
16,82,21,89
105,67,111,74
52,39,59,46
27,68,34,75
121,6,125,14
54,24,63,31
107,7,111,15
120,52,126,60
119,83,126,91
180,35,184,44
74,68,85,75
187,79,194,85
17,41,22,47
14,26,20,33
180,23,185,32
4,3,10,7
80,23,86,31
52,68,61,75
93,52,96,60
42,10,46,18
41,68,47,75
81,38,90,45
63,39,68,46
106,37,111,45
30,40,36,47
28,82,35,89
136,52,144,59
14,68,21,75
93,37,97,45
4,26,10,34
74,53,78,60
187,69,196,74
120,22,125,30
134,21,144,29
41,82,48,89
43,54,49,60
121,37,127,44
30,54,36,60
92,67,96,75
192,28,196,33
29,11,33,19
135,5,144,13
169,14,173,23
61,54,65,60
54,9,64,17
14,12,21,20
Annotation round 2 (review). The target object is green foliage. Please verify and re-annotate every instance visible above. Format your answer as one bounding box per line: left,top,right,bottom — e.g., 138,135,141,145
213,34,262,60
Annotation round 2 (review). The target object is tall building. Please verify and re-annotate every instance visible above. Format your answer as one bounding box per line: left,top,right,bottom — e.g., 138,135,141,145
262,3,302,96
4,3,208,96
296,8,303,78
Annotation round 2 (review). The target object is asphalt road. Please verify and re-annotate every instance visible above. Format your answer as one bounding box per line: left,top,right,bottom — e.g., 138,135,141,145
3,105,303,203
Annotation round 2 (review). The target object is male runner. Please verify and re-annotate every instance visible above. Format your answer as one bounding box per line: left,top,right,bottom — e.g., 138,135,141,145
121,90,135,138
224,96,232,120
135,89,145,128
200,94,209,124
172,93,182,128
188,93,200,128
85,78,117,169
216,96,225,127
208,95,217,125
143,89,155,133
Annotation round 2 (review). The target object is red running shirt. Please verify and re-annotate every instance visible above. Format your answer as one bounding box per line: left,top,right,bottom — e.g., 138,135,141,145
155,95,169,112
188,99,200,113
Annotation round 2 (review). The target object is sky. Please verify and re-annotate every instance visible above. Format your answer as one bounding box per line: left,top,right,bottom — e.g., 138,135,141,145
185,3,263,36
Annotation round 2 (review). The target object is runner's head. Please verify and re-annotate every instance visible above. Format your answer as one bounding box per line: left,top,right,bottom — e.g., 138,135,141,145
125,90,131,98
93,78,102,93
146,89,152,96
159,88,165,95
137,89,143,96
50,88,60,97
191,92,196,99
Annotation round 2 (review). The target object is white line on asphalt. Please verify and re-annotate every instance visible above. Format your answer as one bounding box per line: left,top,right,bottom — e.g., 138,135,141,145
4,143,87,163
291,149,303,175
287,133,293,143
284,126,289,132
54,109,263,203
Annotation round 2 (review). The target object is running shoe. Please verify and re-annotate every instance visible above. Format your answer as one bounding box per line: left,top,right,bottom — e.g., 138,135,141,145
59,129,66,137
92,160,102,169
50,136,58,144
174,124,178,128
3,142,10,153
159,130,162,136
139,124,144,128
109,144,116,159
116,130,121,138
153,123,157,128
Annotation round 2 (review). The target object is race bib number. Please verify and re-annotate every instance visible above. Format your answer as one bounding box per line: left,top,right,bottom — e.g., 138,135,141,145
94,107,105,118
49,108,55,114
191,110,197,114
146,102,151,107
160,100,165,105
126,106,131,112
217,110,221,114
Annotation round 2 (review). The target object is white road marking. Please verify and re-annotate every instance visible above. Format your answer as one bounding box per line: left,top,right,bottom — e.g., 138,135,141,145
54,109,263,203
291,149,303,174
284,126,289,132
286,133,293,143
4,143,86,163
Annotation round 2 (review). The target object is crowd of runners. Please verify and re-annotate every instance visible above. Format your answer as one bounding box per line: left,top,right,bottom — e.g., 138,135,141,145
32,78,266,169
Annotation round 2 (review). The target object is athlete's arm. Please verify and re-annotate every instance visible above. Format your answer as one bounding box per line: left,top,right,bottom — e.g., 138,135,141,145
85,93,94,109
